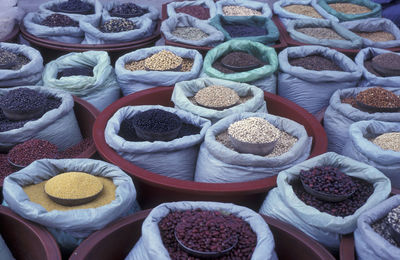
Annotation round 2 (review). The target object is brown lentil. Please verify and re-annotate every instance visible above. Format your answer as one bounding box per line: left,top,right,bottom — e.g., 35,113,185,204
341,97,358,108
296,27,346,40
328,3,371,14
194,85,240,109
216,129,297,157
283,4,323,18
371,132,400,152
356,87,400,109
44,172,103,200
372,217,400,247
222,5,262,16
24,176,115,211
171,27,209,41
350,30,395,42
144,50,183,71
289,55,343,71
100,18,136,33
228,117,281,144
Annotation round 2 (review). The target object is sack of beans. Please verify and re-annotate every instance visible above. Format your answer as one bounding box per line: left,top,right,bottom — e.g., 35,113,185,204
0,42,43,87
23,12,84,43
195,112,312,183
102,2,159,21
286,19,363,49
0,86,82,152
342,120,400,188
324,87,400,153
39,0,102,22
80,16,155,44
216,0,272,18
355,47,400,88
277,45,362,115
115,46,203,96
161,14,225,47
273,0,339,27
2,158,137,251
259,152,391,249
167,0,217,22
209,15,280,44
354,195,400,260
105,105,211,181
172,78,267,123
41,51,120,111
202,39,278,94
340,18,400,48
125,201,278,260
317,0,381,22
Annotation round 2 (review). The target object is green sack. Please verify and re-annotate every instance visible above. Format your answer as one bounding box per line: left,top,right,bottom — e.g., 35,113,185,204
318,0,381,22
209,14,279,44
203,39,278,93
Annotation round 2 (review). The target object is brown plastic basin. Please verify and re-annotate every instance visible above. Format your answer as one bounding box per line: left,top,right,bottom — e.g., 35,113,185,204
93,86,327,210
0,205,61,260
70,209,334,260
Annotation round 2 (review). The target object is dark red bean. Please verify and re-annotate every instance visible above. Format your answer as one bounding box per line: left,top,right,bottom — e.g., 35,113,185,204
175,6,210,20
60,137,93,158
8,139,58,166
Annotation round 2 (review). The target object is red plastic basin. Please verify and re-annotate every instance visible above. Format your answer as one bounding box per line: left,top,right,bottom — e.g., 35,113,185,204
93,86,327,210
0,205,61,260
70,209,334,260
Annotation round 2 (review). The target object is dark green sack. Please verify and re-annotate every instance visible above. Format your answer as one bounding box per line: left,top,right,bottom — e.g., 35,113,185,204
317,0,381,21
209,14,279,44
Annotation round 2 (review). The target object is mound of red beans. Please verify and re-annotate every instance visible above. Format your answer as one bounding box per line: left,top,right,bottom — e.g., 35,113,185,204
175,5,210,20
158,210,257,259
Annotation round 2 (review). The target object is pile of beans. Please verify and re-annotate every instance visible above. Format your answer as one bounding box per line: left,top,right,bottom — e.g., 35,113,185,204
175,5,210,20
216,129,298,157
212,52,268,74
57,66,94,79
222,23,267,38
296,27,345,40
283,4,323,18
289,55,343,71
109,3,148,18
222,5,262,16
133,109,181,134
0,88,46,115
356,87,400,110
194,85,239,109
350,30,395,42
125,58,194,72
300,166,356,196
372,217,400,247
341,96,358,108
371,132,400,152
8,139,59,166
228,117,281,144
171,27,209,41
144,50,183,71
60,137,94,158
41,14,79,27
55,0,94,14
293,175,374,217
0,49,30,70
100,18,136,33
371,53,400,77
158,210,257,259
328,3,371,14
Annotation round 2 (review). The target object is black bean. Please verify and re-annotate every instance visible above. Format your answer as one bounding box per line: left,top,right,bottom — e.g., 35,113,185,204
133,109,181,133
110,3,148,18
222,24,267,38
40,14,79,27
0,88,46,113
55,0,94,14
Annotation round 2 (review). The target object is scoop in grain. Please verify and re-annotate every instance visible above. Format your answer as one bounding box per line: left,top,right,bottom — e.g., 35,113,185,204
194,85,240,109
228,117,281,144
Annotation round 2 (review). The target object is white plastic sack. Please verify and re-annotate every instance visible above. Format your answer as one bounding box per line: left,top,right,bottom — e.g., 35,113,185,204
115,46,203,96
161,14,225,47
2,158,137,250
105,105,211,181
195,112,312,183
23,12,84,44
354,195,400,260
125,201,277,260
216,0,272,18
0,86,82,152
324,87,400,153
80,16,155,44
341,18,400,49
355,47,400,88
172,78,267,123
278,45,362,115
259,152,392,249
102,2,159,21
0,42,43,87
286,18,363,49
0,7,18,40
167,0,217,22
39,0,102,22
41,51,120,111
342,120,400,189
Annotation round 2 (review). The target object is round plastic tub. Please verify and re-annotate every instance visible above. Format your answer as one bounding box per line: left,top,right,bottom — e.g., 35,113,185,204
19,21,161,64
0,205,61,260
0,24,19,43
93,86,327,210
70,209,334,260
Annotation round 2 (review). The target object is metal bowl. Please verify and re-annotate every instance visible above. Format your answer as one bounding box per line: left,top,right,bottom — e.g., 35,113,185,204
356,100,400,113
44,184,103,207
229,133,278,156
